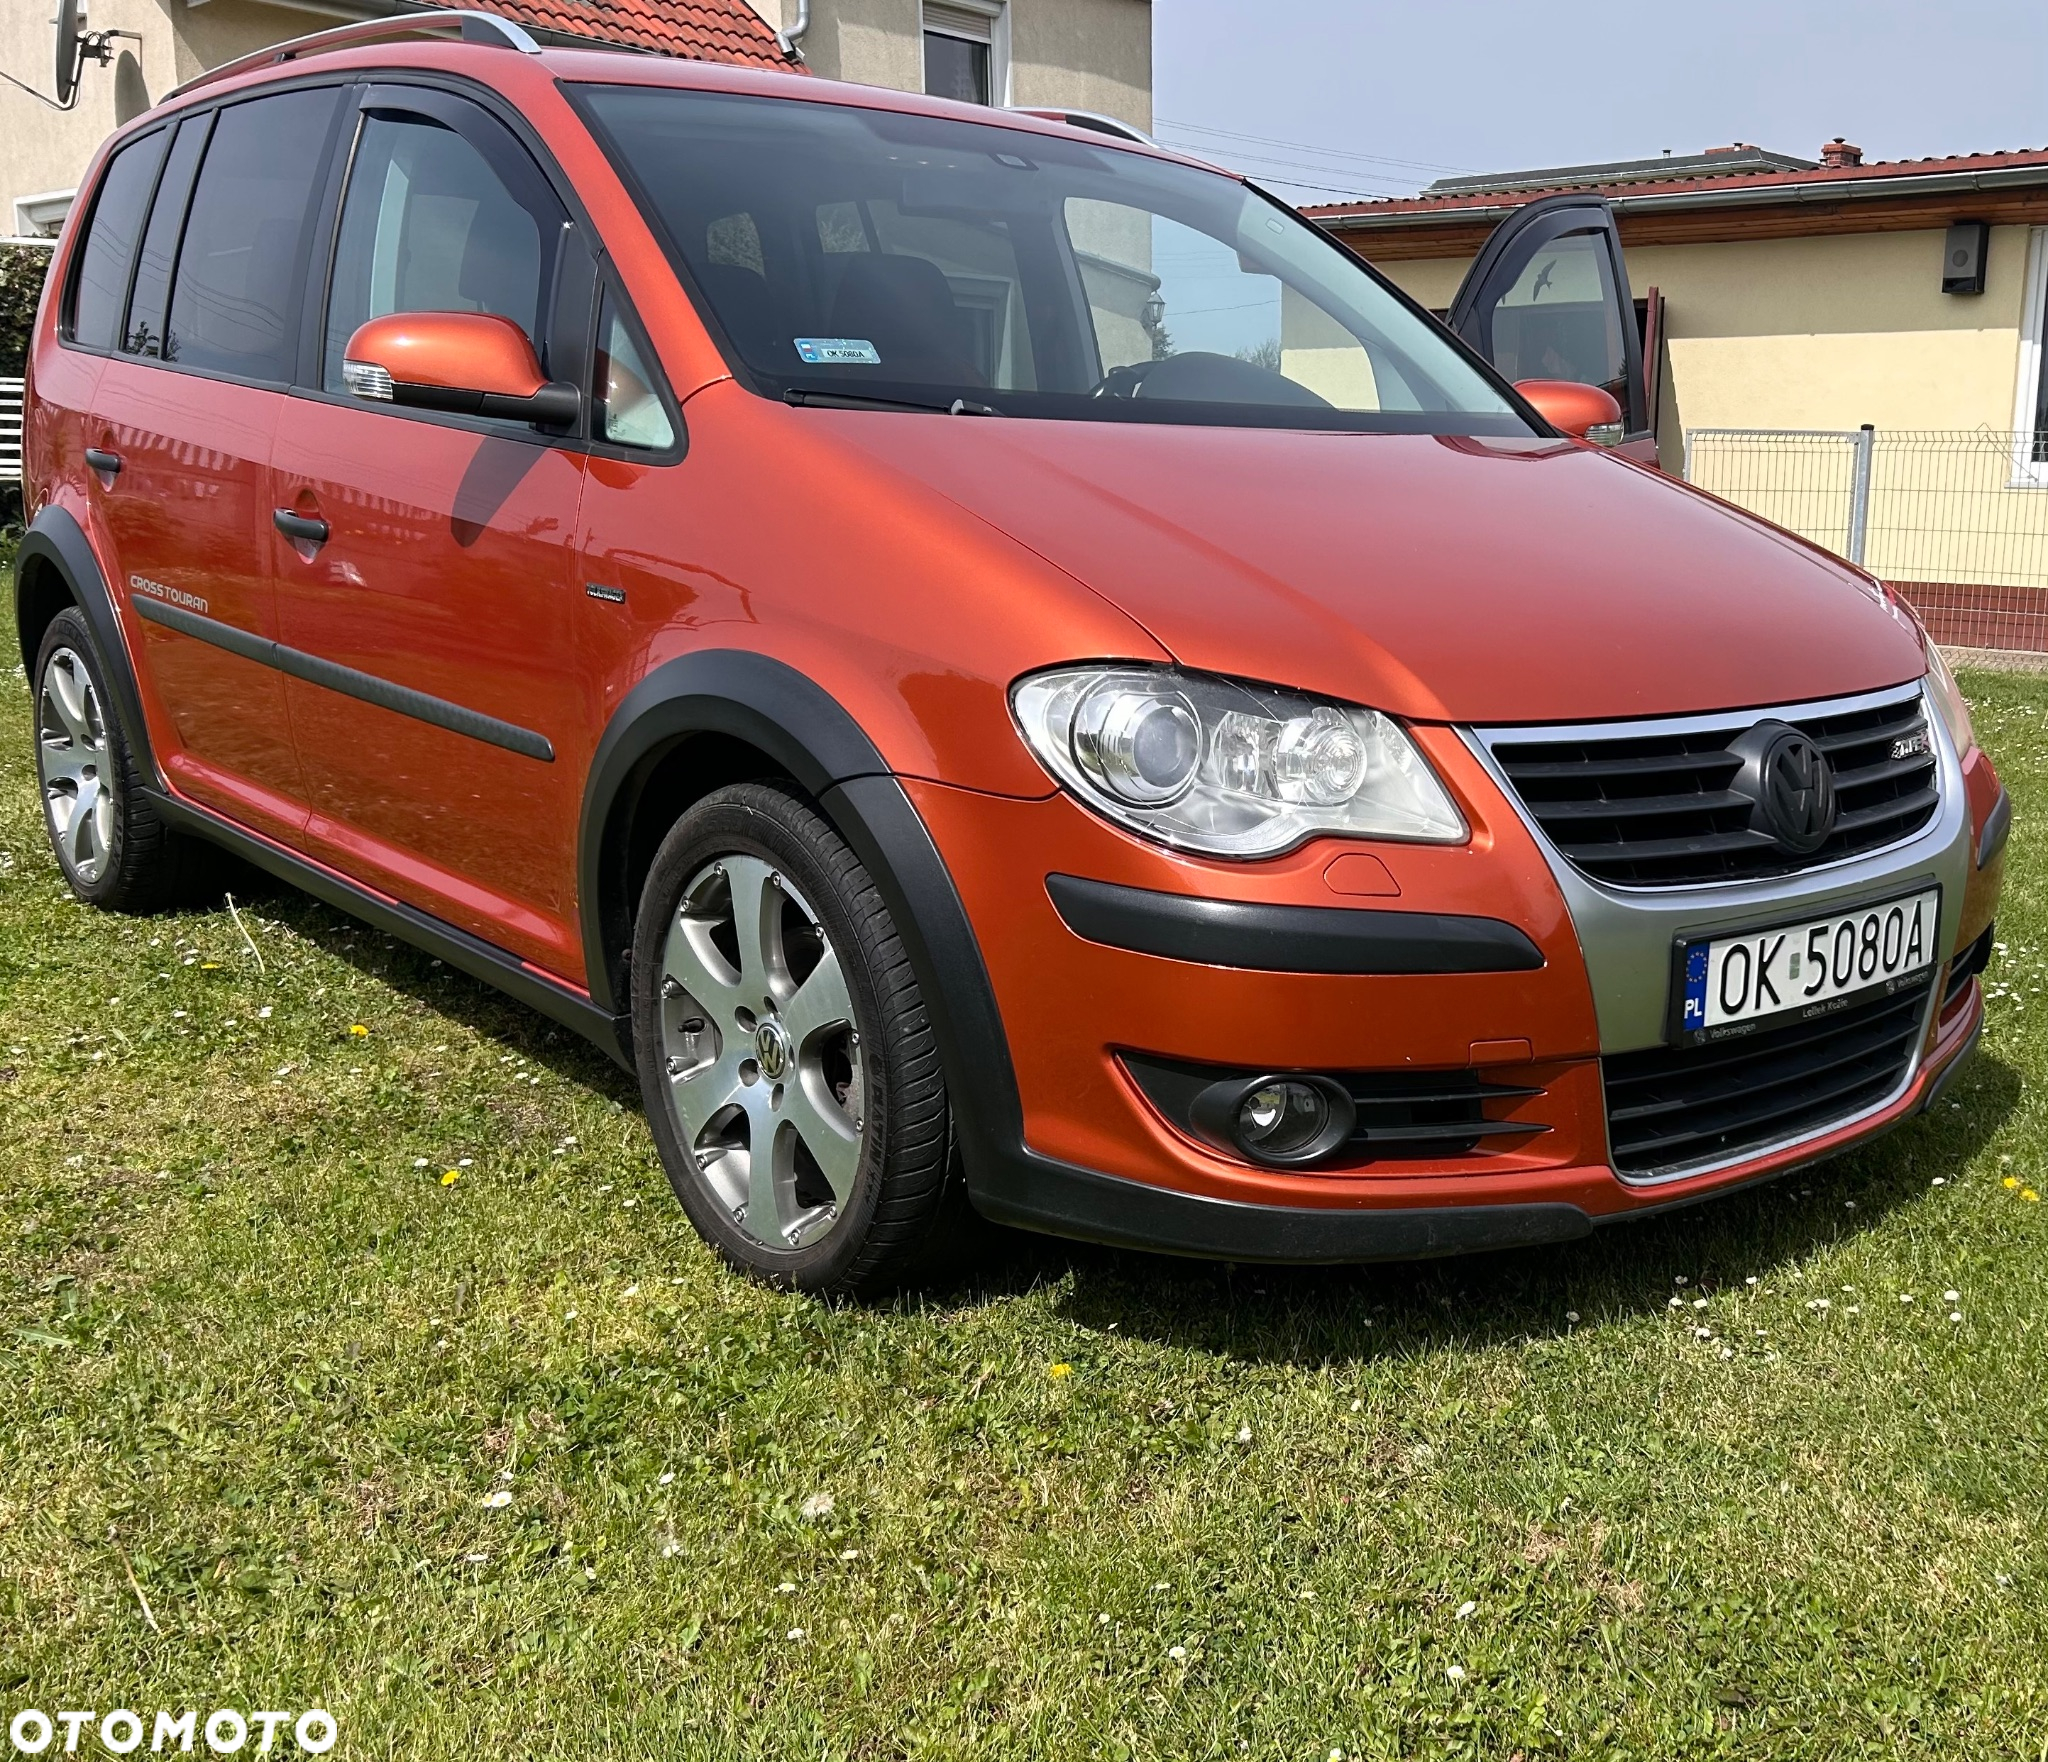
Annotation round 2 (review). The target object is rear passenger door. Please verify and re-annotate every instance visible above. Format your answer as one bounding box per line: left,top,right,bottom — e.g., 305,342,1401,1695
270,85,594,977
84,88,345,841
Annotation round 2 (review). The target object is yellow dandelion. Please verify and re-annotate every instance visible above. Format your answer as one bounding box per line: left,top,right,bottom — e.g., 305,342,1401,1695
2004,1176,2021,1189
1047,1362,1073,1379
200,961,222,970
2026,1189,2041,1203
441,1169,462,1187
350,1023,370,1037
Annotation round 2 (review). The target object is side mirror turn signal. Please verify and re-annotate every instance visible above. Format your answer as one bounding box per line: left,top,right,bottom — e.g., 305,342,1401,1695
342,312,581,428
1514,378,1626,446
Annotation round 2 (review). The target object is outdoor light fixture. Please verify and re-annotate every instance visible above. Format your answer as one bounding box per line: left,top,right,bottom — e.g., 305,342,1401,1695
1942,221,1988,295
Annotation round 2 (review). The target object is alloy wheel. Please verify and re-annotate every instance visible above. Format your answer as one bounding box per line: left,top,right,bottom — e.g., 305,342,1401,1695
38,647,115,886
657,855,865,1254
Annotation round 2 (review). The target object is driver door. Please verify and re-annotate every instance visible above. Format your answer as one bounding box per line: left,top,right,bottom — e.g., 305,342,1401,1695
1448,194,1660,466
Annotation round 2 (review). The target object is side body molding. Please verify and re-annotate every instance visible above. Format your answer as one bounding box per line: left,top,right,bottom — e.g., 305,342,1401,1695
14,505,159,786
576,650,1030,1181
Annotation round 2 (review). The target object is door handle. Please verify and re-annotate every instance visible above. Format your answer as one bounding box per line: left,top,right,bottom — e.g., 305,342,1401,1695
84,448,122,476
273,509,330,547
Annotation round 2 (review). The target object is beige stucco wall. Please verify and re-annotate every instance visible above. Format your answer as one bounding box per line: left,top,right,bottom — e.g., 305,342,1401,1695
753,0,1149,129
0,0,342,234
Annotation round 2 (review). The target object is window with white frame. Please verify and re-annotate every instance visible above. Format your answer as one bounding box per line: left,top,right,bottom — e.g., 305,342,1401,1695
2012,225,2048,479
13,190,76,239
923,1,1007,107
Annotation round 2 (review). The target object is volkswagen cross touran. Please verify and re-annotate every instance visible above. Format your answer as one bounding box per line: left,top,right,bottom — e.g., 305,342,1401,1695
17,12,2009,1290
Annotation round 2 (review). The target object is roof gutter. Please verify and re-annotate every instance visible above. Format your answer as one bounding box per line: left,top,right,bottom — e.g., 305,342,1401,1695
1319,160,2048,231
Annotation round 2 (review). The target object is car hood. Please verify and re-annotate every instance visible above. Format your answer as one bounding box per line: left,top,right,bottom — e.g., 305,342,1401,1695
816,416,1928,725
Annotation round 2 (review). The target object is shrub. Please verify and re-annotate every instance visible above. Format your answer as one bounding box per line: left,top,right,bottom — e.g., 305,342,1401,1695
0,242,53,376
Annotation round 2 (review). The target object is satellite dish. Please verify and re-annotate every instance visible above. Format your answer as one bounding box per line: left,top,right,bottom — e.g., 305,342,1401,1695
54,0,84,106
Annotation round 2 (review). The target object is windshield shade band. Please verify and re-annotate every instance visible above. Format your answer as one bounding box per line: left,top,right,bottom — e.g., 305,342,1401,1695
1046,874,1545,974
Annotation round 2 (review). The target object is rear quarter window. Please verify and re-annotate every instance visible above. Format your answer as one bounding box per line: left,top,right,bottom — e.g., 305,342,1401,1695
67,129,167,350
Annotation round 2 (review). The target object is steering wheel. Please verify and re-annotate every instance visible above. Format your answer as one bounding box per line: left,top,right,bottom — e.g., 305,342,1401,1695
1089,360,1159,399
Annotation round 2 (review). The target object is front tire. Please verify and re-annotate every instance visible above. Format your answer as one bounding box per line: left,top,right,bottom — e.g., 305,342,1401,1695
33,607,198,912
631,782,955,1294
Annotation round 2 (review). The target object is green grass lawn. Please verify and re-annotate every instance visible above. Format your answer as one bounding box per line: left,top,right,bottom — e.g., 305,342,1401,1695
2,646,2045,1761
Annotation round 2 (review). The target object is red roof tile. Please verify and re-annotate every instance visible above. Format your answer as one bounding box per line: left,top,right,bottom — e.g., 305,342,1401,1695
1305,147,2048,224
413,0,795,69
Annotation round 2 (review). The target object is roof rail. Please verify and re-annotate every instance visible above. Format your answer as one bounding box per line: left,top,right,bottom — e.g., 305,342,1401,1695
167,9,542,101
1004,106,1157,148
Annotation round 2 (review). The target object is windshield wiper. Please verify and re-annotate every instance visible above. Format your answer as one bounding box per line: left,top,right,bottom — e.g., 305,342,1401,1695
783,388,1003,417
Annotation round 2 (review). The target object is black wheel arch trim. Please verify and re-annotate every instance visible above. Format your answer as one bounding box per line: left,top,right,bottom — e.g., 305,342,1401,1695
1046,872,1547,974
576,650,1030,1176
14,505,159,786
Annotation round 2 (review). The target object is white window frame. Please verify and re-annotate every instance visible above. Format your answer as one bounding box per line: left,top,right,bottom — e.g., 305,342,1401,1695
921,0,1009,107
13,190,77,238
2008,224,2048,487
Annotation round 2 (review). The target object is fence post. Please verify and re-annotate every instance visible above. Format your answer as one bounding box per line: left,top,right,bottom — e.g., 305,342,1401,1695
1846,422,1875,565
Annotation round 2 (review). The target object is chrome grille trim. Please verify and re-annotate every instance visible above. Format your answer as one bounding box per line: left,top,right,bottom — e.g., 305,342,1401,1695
1476,682,1937,889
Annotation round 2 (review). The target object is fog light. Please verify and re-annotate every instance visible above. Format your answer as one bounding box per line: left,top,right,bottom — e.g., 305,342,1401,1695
1188,1072,1356,1167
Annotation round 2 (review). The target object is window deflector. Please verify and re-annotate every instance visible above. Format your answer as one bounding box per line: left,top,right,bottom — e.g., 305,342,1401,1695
1448,193,1646,439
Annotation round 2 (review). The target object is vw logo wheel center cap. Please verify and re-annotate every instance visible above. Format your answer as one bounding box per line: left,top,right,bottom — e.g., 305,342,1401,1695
754,1018,794,1081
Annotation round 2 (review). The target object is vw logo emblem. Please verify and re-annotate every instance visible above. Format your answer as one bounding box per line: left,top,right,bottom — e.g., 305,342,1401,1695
754,1019,793,1081
1734,723,1838,855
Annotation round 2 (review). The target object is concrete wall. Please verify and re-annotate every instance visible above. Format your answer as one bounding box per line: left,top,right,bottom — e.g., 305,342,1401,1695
1362,226,2036,460
754,0,1149,128
0,0,340,234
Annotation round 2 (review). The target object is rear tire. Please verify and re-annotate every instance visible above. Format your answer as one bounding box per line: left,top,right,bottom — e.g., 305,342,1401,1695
631,782,957,1294
32,607,207,913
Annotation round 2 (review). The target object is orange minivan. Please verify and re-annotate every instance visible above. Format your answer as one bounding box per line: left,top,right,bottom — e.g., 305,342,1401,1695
17,12,2009,1291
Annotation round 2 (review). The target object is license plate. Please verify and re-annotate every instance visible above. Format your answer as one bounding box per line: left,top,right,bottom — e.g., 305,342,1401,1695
1675,888,1941,1042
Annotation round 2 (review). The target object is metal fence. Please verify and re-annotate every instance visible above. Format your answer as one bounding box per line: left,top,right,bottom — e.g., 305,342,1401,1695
1684,427,2048,652
0,378,21,486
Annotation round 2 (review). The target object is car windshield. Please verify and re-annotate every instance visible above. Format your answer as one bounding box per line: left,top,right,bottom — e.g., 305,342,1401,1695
572,84,1533,434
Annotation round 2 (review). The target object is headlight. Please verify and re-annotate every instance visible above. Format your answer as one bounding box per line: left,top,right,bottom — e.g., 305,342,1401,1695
1011,665,1467,857
1923,636,1976,760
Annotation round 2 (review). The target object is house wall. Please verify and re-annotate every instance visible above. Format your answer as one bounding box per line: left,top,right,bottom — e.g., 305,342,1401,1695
753,0,1150,128
0,0,339,234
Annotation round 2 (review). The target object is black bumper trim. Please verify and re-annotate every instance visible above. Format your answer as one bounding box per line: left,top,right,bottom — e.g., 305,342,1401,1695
970,1149,1592,1262
1978,786,2011,870
1046,873,1545,975
131,595,555,762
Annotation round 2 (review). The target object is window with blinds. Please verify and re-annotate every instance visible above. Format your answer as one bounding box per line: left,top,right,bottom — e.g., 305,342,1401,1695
923,2,1003,106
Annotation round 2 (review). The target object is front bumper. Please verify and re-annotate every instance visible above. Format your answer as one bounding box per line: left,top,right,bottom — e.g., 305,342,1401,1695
911,692,2002,1258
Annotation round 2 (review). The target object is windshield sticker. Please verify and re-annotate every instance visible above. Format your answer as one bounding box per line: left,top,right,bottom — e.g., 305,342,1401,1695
794,337,882,366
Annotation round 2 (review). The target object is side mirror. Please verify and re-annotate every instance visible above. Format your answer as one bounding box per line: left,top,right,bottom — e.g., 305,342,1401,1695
342,312,581,428
1515,378,1626,446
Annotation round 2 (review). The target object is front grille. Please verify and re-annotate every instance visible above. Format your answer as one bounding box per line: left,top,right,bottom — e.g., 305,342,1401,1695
1602,980,1931,1177
1490,689,1938,887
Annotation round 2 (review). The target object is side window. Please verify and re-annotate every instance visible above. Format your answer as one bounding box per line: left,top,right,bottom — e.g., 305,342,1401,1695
323,111,555,394
166,87,342,381
67,129,166,350
595,292,674,451
1484,230,1629,407
122,118,209,359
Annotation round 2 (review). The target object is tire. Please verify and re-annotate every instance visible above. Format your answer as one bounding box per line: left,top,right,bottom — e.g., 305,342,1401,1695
631,781,956,1294
32,607,207,913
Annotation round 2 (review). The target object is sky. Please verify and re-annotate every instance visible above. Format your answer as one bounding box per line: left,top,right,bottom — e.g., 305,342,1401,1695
1153,0,2048,206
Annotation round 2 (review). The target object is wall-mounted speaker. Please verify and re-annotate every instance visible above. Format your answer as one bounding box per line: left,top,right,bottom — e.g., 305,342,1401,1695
1943,220,1989,295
